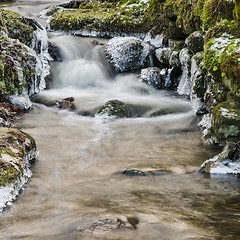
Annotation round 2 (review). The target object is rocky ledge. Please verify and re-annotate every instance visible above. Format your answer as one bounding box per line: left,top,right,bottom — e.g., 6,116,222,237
0,9,49,211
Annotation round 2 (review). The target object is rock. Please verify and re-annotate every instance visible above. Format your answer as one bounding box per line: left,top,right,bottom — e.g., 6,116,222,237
200,142,240,174
0,127,38,211
79,217,135,233
48,41,63,61
105,37,149,72
168,39,185,51
155,47,171,65
211,101,240,144
186,31,204,54
97,100,130,118
122,169,167,176
169,51,181,68
56,97,75,110
139,67,163,89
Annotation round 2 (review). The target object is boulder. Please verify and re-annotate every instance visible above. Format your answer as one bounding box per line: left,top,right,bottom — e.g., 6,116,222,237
212,101,240,144
155,47,171,65
186,31,204,54
139,67,163,89
105,37,149,72
97,99,130,118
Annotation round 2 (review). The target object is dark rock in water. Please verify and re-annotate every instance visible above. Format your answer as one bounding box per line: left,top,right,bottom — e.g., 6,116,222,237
97,100,130,118
79,218,133,233
139,67,163,89
186,31,204,54
122,169,167,176
56,97,75,110
48,41,63,62
105,37,149,72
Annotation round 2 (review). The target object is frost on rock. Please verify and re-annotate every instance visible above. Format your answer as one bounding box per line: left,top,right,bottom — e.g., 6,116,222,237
139,67,163,89
155,47,171,65
177,49,193,96
105,37,149,72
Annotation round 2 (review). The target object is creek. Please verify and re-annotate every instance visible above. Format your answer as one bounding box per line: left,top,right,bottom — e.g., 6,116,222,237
0,1,240,239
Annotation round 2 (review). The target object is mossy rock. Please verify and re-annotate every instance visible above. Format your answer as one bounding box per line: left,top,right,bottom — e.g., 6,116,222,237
50,0,150,35
0,10,34,47
97,99,130,118
186,31,204,54
0,36,38,101
221,40,240,98
0,127,37,186
205,20,240,42
201,0,235,30
212,101,240,143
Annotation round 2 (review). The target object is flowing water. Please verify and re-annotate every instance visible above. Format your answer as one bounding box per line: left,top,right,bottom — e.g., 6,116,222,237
0,1,240,240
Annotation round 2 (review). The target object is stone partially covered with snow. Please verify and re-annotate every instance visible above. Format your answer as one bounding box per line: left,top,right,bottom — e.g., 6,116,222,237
200,142,240,174
139,67,163,89
105,37,149,72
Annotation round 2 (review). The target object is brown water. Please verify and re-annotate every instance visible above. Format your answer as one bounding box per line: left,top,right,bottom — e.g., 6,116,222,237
0,1,240,240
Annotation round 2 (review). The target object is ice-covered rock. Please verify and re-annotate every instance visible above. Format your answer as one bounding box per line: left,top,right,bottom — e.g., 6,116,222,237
105,37,149,72
139,67,163,89
177,48,192,96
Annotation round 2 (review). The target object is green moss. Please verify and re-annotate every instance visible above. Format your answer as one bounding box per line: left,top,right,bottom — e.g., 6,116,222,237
205,20,240,42
221,41,240,97
0,36,38,101
212,101,240,143
201,0,235,30
0,10,34,47
0,166,20,186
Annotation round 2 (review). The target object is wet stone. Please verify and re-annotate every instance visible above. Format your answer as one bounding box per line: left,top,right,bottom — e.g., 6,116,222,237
79,218,134,233
122,169,167,176
56,97,75,110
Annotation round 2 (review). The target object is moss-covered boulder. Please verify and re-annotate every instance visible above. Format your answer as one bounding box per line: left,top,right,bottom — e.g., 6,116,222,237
186,31,204,54
97,99,130,118
0,127,37,187
0,36,39,101
105,37,149,72
212,101,240,143
50,0,149,36
0,10,34,47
